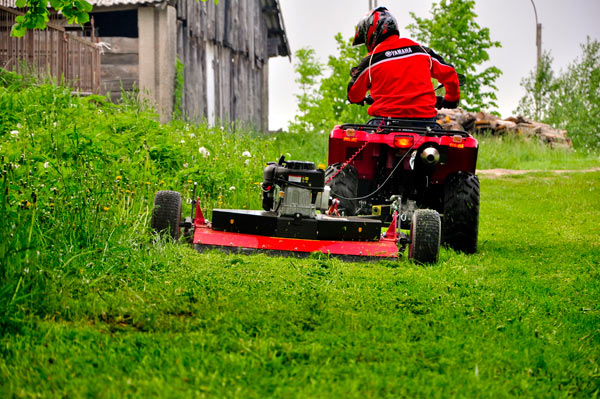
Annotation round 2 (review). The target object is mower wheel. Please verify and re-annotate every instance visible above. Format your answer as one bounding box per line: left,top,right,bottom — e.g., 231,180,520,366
442,172,480,254
325,163,358,216
151,190,182,240
408,209,441,264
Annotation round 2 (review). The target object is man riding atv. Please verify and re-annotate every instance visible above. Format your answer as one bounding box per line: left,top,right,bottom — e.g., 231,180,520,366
152,7,479,264
348,6,460,122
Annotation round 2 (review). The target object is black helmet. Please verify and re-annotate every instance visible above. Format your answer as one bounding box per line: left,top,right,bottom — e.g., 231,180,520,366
352,7,399,52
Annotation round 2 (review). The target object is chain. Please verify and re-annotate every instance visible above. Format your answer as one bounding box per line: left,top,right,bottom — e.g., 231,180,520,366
325,140,370,185
325,116,389,186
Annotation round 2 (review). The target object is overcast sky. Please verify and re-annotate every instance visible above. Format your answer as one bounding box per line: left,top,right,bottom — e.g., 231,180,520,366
268,0,600,131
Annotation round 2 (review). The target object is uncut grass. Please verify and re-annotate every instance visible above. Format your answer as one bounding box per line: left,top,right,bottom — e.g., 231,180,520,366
475,133,600,170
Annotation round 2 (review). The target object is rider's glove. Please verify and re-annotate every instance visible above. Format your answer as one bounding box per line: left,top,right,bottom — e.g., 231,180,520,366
357,95,374,106
436,96,459,109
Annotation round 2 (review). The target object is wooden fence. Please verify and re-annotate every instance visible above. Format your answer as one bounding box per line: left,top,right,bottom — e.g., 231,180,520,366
0,5,100,93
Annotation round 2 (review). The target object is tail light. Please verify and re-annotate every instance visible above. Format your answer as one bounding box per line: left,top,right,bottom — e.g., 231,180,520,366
394,136,414,148
450,135,465,148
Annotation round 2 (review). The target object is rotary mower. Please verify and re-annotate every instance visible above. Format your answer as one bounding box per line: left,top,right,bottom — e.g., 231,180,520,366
151,113,480,264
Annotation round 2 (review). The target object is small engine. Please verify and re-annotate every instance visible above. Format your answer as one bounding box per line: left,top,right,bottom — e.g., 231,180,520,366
262,157,330,218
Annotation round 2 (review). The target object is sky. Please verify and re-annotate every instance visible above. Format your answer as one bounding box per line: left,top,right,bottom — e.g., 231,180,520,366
267,0,600,131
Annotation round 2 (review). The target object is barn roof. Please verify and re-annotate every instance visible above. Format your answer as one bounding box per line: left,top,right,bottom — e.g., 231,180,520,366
0,0,290,58
260,0,289,58
88,0,164,5
90,0,290,57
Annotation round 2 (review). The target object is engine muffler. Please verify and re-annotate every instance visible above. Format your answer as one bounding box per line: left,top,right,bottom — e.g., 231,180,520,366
420,147,440,165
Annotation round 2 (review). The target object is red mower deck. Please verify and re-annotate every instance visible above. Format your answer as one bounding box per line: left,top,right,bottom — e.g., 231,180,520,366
192,203,400,260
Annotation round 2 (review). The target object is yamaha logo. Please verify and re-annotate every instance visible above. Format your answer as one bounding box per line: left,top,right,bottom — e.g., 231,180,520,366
385,48,413,58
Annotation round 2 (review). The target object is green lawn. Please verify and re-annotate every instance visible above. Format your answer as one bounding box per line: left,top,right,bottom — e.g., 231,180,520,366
1,70,599,398
2,171,598,398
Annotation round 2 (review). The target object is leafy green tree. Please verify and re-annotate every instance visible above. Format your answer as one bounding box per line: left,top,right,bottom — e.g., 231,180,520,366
10,0,217,37
10,0,93,37
289,48,324,133
407,0,502,112
515,51,556,120
288,34,369,134
545,38,600,150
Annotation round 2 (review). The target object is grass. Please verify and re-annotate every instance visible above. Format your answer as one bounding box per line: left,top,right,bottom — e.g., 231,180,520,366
1,69,599,397
475,133,600,170
2,171,599,398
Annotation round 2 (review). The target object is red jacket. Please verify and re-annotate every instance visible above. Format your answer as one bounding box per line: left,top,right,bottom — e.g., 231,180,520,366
347,35,460,118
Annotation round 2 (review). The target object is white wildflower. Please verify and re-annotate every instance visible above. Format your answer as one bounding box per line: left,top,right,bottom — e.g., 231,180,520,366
242,151,251,157
189,133,196,138
180,139,185,144
23,268,29,274
183,163,189,168
44,162,50,169
198,146,210,158
10,130,19,136
244,159,250,166
53,122,57,127
229,186,235,191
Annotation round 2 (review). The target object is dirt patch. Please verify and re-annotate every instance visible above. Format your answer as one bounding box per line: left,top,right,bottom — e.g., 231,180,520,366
478,167,600,178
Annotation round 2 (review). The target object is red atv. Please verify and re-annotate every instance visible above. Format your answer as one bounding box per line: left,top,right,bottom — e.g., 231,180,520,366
325,117,480,261
152,93,480,265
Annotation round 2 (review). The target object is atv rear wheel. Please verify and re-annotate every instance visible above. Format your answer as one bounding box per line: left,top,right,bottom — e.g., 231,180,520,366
442,172,480,253
408,209,441,264
151,190,182,240
325,163,358,216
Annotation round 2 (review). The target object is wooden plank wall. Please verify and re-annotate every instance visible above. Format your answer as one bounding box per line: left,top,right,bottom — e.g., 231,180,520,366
176,0,269,130
98,37,139,101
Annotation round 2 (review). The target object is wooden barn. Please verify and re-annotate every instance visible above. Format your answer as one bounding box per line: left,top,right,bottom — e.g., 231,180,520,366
0,0,289,129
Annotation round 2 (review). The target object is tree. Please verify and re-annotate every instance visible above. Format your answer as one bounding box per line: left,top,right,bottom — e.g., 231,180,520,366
407,0,502,112
288,34,369,134
10,0,218,37
515,51,556,120
290,48,324,133
515,38,599,150
545,38,600,150
10,0,92,37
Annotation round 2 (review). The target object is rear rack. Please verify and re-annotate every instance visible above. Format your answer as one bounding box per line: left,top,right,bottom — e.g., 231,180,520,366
340,118,470,137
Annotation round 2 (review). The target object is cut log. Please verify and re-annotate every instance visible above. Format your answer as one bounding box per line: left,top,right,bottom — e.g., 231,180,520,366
436,108,572,148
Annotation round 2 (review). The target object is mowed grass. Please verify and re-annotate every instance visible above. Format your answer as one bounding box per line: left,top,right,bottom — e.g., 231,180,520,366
2,171,598,398
1,70,599,397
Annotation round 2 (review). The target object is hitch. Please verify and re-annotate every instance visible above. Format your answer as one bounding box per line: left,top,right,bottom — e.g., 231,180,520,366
397,233,411,253
181,182,198,242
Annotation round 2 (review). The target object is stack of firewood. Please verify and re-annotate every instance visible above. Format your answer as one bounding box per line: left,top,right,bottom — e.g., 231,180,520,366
436,109,572,149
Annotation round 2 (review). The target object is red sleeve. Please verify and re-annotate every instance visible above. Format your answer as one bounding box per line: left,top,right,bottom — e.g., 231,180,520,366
427,48,460,102
347,55,372,104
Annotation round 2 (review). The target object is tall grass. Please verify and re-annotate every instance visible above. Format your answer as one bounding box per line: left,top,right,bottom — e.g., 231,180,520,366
0,69,329,328
475,132,600,170
2,68,598,329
